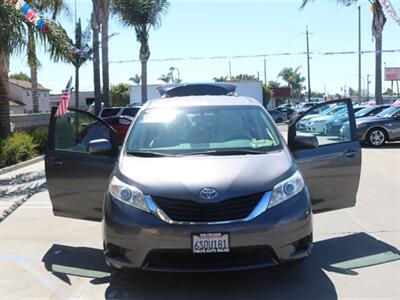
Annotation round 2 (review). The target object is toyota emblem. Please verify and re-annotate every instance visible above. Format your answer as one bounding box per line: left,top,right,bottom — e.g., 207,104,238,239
199,188,219,200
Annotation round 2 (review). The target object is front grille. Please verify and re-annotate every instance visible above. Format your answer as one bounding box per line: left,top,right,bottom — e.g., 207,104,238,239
152,193,263,222
143,246,276,271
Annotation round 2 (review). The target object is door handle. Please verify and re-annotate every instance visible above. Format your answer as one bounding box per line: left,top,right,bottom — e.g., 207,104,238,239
50,158,63,167
344,149,357,159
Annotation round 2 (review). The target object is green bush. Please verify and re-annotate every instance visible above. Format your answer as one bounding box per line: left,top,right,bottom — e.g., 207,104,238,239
0,132,37,168
31,127,48,154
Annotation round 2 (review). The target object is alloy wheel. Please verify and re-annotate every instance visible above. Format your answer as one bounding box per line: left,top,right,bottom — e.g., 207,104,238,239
369,130,385,146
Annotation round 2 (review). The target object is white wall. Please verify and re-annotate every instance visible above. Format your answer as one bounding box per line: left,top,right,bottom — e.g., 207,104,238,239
129,81,264,105
8,83,50,113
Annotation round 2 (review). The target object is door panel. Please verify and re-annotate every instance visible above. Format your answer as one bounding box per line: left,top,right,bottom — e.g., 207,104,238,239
45,108,118,221
288,99,361,213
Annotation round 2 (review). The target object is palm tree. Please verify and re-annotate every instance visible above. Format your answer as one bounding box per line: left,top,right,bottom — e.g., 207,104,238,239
27,0,68,113
91,0,102,114
302,0,387,104
98,0,110,107
129,74,141,85
213,76,229,82
278,67,305,99
0,0,73,138
158,73,172,84
66,19,92,109
113,0,169,103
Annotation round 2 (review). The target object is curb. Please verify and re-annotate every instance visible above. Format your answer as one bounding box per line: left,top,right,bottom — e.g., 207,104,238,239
0,155,45,175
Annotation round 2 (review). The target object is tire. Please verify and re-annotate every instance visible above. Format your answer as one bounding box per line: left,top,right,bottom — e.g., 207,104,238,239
366,128,386,147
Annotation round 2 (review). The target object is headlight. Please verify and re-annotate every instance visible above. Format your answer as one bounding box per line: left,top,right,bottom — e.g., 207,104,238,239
268,170,305,209
109,176,150,213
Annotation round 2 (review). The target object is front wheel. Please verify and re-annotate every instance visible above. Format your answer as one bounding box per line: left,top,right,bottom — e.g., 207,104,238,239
366,128,386,147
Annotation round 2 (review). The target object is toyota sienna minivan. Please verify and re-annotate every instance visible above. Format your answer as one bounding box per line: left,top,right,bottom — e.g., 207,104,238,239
46,95,361,271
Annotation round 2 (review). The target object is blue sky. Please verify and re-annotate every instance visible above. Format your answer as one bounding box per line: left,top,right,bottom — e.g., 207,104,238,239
9,0,400,95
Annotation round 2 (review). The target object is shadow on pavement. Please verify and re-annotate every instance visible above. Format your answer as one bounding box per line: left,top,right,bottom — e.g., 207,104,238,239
41,232,400,299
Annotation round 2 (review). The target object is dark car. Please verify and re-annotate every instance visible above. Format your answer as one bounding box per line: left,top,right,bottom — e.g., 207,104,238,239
340,104,400,147
99,107,123,118
45,97,361,272
268,110,287,123
322,106,366,136
275,107,296,120
119,105,142,118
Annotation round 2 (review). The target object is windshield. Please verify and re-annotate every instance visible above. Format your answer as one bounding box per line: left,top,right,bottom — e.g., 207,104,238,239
125,106,281,156
376,106,400,118
121,107,140,117
355,106,375,117
101,108,121,118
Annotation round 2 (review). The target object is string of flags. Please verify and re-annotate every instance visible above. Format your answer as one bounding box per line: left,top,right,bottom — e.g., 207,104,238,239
110,49,400,64
7,0,47,33
379,0,400,26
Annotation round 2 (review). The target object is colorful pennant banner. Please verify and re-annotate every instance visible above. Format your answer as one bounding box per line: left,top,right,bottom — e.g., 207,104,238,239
7,0,47,33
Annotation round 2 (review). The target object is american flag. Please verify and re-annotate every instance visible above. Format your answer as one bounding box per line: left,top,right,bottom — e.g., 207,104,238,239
55,77,72,117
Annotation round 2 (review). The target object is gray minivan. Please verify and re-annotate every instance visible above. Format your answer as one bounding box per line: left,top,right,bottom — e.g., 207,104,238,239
45,96,361,272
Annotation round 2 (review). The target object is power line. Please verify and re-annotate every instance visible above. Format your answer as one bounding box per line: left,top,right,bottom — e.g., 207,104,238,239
109,49,400,64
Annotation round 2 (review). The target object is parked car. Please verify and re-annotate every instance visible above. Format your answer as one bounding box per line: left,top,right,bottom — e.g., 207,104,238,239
296,105,345,130
306,106,364,135
99,107,123,118
45,97,361,272
99,105,142,119
275,107,296,120
268,110,287,123
158,82,237,98
324,105,390,136
294,102,321,118
340,104,400,147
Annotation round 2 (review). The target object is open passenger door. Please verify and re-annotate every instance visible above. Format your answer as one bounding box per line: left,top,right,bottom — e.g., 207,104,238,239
45,108,119,221
288,99,361,213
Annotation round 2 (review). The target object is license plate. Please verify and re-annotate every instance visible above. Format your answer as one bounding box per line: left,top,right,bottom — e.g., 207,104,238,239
192,233,229,253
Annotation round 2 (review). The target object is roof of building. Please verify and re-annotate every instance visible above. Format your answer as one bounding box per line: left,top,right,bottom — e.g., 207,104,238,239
9,79,51,91
9,99,26,107
143,95,261,110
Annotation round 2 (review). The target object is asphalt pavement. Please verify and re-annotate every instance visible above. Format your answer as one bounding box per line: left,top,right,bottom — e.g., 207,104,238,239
0,138,399,299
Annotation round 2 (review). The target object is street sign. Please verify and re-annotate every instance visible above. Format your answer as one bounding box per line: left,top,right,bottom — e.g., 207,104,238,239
385,68,400,81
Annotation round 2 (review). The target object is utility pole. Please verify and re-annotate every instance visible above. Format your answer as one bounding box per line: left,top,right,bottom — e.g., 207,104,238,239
264,57,267,85
367,74,371,101
358,5,362,104
306,26,312,102
229,61,232,81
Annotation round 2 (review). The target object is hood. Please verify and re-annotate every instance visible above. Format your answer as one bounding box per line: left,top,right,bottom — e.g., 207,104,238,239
309,115,333,122
117,150,295,202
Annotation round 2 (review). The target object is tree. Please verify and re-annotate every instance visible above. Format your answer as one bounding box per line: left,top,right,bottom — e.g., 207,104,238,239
65,19,92,109
263,84,273,107
230,74,257,82
158,73,172,84
267,80,281,88
26,0,68,113
110,83,130,106
9,72,31,82
91,0,102,114
302,0,387,104
278,67,305,98
112,0,169,103
98,0,110,107
213,75,228,82
129,74,141,85
0,0,73,138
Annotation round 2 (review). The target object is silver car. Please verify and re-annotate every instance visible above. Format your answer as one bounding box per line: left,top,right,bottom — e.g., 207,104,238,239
45,96,361,272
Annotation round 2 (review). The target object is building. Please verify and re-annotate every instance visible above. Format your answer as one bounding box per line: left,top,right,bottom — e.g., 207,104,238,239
50,91,95,110
9,99,26,115
8,79,51,113
129,81,264,105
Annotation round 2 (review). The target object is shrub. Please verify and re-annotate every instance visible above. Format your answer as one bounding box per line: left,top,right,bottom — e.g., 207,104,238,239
31,127,48,154
0,132,37,168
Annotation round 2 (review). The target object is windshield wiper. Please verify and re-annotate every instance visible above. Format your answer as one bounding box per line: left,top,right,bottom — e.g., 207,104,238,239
184,149,267,156
126,150,175,157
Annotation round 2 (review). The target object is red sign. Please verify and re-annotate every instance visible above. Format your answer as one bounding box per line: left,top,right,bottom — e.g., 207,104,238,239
385,68,400,81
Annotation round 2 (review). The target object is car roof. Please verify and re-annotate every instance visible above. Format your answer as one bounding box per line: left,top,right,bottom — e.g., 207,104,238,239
142,95,262,110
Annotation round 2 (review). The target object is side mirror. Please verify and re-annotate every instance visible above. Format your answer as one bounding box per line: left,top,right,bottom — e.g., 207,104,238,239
294,133,319,150
87,139,113,155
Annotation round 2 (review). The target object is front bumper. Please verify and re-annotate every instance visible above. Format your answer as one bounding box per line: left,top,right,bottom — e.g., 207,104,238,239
102,189,313,272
